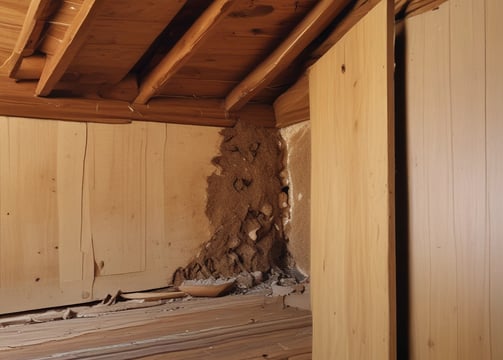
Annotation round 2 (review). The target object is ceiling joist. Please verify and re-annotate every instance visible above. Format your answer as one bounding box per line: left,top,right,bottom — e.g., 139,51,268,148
0,77,275,127
35,0,102,96
223,0,351,112
134,0,237,105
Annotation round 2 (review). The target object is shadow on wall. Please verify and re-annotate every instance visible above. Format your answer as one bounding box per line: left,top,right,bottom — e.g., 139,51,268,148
394,21,410,359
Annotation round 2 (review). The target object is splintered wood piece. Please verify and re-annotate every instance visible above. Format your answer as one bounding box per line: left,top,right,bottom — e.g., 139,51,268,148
121,291,187,301
178,280,235,297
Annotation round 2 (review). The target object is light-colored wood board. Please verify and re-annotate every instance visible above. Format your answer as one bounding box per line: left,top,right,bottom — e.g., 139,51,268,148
224,0,351,111
134,0,235,104
404,0,498,358
449,0,490,358
486,0,503,358
405,6,459,358
310,1,395,358
0,117,91,314
85,122,147,276
56,121,87,284
0,294,310,360
274,74,309,128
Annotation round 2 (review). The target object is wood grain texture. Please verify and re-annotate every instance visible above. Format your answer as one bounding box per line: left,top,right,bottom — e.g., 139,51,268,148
404,0,500,358
310,1,395,358
67,0,187,87
0,117,92,314
0,77,275,127
84,122,147,276
0,116,222,313
36,0,102,96
1,295,312,359
224,0,350,111
486,0,503,357
274,74,309,128
158,0,318,100
134,0,234,104
6,0,59,77
404,7,458,358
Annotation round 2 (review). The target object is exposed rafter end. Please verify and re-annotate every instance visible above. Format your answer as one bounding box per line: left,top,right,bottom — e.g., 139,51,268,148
134,0,237,105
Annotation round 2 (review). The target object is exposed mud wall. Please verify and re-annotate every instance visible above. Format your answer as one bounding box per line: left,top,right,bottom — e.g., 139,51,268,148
174,121,290,283
280,121,311,276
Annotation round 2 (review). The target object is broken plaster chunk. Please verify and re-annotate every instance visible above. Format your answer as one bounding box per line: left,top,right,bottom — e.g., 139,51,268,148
236,272,254,289
260,203,273,217
251,271,263,285
279,170,289,187
271,282,295,297
245,218,261,241
278,192,288,209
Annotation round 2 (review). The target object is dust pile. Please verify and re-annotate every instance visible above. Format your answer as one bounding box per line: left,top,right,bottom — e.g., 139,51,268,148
173,121,291,285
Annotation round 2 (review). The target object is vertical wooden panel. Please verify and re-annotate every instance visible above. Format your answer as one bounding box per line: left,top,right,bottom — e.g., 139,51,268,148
449,1,490,358
0,118,60,288
405,0,496,358
57,122,87,283
405,5,459,359
0,117,91,313
85,122,147,276
486,0,503,357
310,1,395,358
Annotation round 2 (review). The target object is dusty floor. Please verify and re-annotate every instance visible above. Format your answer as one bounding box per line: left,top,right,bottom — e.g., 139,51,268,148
0,292,311,359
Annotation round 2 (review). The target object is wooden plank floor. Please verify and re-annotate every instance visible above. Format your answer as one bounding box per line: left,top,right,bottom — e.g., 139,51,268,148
0,294,312,359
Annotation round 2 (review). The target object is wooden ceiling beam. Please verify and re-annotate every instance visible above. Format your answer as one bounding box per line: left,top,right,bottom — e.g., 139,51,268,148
35,0,102,96
6,0,61,78
0,78,275,127
134,0,237,105
223,0,351,112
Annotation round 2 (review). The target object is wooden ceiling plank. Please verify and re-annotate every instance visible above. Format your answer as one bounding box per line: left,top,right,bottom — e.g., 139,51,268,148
134,0,238,105
223,0,351,112
6,0,60,77
35,0,102,96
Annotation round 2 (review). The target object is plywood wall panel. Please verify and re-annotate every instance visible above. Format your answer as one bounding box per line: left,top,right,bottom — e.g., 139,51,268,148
85,122,147,276
405,6,459,359
310,1,395,358
0,117,92,313
404,0,501,357
449,1,490,358
0,116,221,313
486,0,503,357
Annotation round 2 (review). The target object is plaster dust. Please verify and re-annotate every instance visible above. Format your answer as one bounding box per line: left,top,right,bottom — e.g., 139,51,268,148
173,121,291,284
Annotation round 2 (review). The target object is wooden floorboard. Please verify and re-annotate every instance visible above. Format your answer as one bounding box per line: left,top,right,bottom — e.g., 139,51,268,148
0,293,312,359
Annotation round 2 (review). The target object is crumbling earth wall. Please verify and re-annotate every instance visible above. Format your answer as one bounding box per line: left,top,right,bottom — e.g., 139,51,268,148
173,121,291,284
